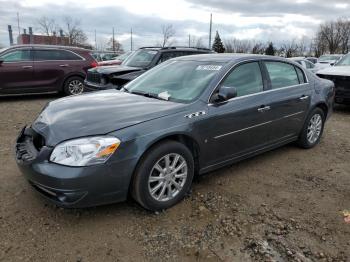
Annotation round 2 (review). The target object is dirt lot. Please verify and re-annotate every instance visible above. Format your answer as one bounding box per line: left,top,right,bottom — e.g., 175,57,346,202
0,94,349,262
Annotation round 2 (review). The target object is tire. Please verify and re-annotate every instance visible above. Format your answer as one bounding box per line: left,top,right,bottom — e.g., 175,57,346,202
63,76,84,96
297,107,325,149
132,140,194,211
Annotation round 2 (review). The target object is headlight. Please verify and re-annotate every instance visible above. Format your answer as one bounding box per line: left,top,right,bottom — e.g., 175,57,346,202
50,136,120,167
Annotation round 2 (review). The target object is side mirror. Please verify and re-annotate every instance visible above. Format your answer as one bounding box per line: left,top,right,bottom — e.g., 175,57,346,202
212,86,238,103
0,59,3,65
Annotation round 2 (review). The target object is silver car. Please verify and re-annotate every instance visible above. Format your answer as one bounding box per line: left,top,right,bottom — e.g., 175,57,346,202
290,57,320,73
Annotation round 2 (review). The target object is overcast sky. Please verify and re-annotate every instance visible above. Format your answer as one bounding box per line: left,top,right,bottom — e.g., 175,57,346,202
0,0,349,50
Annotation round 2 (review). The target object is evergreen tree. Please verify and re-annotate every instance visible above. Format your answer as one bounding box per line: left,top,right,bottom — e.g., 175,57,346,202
212,31,225,53
265,42,275,56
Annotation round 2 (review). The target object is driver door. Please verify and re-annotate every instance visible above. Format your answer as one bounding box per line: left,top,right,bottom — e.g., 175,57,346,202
198,61,273,167
0,48,34,94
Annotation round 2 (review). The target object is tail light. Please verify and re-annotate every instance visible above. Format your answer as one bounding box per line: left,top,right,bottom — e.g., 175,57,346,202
90,61,98,68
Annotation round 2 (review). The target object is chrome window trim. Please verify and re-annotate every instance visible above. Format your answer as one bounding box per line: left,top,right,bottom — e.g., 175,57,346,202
208,83,309,106
207,58,309,104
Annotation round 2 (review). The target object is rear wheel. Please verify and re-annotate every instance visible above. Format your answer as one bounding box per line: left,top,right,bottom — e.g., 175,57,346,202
297,108,325,149
63,76,84,96
132,141,194,211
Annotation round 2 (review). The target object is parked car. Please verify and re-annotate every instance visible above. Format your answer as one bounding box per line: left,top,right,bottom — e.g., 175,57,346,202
97,51,133,66
84,46,214,91
91,51,120,62
306,57,318,64
0,45,98,96
15,54,334,211
289,57,322,73
317,53,350,104
315,54,343,69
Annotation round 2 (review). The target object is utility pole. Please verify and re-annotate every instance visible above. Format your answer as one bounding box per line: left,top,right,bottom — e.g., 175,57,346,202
17,12,20,37
130,28,133,51
112,27,115,52
188,34,191,47
208,13,212,49
94,30,97,50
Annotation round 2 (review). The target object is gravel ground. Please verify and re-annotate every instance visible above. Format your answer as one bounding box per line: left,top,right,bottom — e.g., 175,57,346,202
0,94,349,262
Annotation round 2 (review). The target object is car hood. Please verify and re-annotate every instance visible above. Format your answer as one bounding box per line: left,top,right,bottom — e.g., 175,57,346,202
317,66,350,77
32,90,186,146
90,65,142,76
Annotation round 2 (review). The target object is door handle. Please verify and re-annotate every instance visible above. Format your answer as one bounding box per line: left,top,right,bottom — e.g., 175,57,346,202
258,105,271,112
59,64,69,67
22,65,32,69
299,95,309,100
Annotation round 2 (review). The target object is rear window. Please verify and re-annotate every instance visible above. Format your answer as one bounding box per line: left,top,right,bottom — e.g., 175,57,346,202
33,49,82,61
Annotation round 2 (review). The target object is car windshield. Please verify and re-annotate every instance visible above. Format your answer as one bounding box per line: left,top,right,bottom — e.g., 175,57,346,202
319,55,341,62
335,54,350,66
122,49,158,68
115,51,132,61
124,60,223,103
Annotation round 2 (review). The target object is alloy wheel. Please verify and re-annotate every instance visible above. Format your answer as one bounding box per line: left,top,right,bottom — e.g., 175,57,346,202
148,153,188,202
68,80,84,95
307,113,322,144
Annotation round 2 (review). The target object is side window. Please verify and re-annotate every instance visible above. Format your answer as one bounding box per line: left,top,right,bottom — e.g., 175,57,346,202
222,62,264,97
0,50,31,62
158,52,177,63
33,50,82,61
265,62,300,89
59,50,82,60
295,66,306,84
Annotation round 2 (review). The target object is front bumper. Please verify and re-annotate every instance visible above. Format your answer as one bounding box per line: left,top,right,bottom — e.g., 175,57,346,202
15,127,136,208
84,80,116,92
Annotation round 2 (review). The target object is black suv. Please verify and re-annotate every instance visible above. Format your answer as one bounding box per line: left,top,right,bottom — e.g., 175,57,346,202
84,46,213,91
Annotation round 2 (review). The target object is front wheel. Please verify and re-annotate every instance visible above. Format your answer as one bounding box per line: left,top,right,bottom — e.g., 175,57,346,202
63,76,84,96
132,141,194,211
297,108,325,149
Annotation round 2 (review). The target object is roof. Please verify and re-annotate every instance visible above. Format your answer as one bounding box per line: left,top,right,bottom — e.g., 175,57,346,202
6,44,90,51
175,53,285,63
139,46,212,52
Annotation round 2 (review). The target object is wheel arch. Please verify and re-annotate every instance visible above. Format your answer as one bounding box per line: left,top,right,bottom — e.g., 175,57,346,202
313,102,328,118
61,73,85,92
128,132,201,195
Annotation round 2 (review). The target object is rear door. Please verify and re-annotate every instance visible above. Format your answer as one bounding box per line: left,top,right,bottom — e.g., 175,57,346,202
32,48,84,91
262,61,311,141
0,48,34,94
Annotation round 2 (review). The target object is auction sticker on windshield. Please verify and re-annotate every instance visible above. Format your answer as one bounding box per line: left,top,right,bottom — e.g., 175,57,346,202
196,65,222,71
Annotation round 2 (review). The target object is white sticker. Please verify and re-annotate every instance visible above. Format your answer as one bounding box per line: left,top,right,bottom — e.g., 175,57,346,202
196,65,222,71
158,91,171,100
148,51,158,55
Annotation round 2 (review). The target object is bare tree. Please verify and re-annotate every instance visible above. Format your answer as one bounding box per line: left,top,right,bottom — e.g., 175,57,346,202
37,16,58,36
63,16,88,46
252,41,266,54
189,36,205,48
106,37,123,52
224,38,252,53
160,24,176,47
280,40,300,57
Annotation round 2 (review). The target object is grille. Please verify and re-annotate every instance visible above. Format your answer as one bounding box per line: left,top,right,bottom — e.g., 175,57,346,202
86,71,101,84
318,74,350,90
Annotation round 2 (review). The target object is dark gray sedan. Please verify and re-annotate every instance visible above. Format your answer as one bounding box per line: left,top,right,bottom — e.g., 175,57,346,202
15,54,334,211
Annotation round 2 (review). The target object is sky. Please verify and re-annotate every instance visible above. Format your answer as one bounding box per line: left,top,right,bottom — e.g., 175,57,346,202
0,0,349,50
